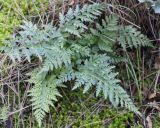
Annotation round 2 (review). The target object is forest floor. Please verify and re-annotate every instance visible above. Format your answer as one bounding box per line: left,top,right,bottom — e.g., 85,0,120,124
1,0,160,128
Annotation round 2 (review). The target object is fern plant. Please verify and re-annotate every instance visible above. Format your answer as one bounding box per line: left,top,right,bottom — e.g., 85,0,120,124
2,3,151,127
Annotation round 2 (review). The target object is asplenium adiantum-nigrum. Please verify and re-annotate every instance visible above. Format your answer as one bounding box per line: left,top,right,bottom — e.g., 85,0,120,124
2,3,151,126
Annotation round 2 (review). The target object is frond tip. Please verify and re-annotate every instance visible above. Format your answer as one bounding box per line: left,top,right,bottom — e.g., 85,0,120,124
118,25,152,50
59,3,104,37
29,79,62,126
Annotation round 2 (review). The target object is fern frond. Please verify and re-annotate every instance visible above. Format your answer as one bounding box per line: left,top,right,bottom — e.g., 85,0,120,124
73,55,139,114
43,47,71,68
91,14,151,52
72,54,118,92
3,22,65,63
79,3,104,22
59,3,104,37
90,15,119,52
57,68,75,84
118,25,152,50
70,43,91,58
57,54,139,114
29,74,62,126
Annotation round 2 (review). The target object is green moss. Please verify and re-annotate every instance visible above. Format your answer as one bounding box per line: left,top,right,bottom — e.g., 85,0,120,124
0,0,47,46
48,89,138,128
108,113,133,128
152,116,160,128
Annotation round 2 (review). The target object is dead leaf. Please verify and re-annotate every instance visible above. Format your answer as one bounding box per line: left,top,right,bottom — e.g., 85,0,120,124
68,0,75,6
154,57,160,69
146,116,152,128
148,92,156,99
